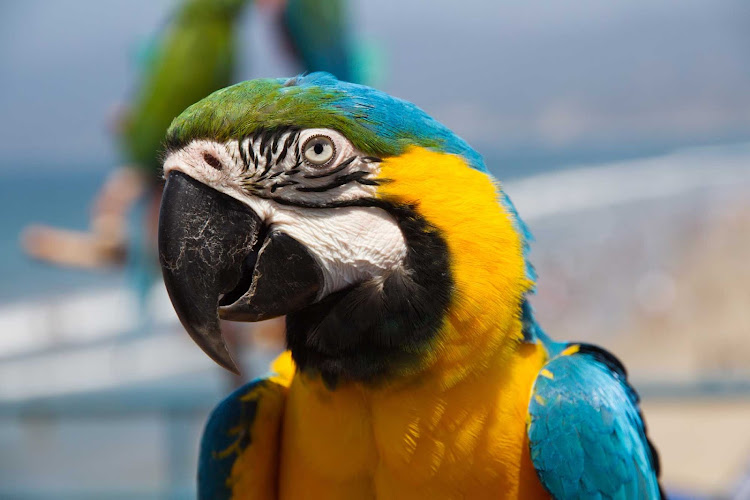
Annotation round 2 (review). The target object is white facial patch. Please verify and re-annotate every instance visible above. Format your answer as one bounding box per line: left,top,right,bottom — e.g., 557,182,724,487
162,131,408,301
269,204,407,297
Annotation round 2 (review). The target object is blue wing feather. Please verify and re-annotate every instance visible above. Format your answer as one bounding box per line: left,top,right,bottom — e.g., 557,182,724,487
198,379,265,500
528,343,663,499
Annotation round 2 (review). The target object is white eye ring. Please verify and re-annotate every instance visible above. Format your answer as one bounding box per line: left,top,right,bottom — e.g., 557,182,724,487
302,135,336,166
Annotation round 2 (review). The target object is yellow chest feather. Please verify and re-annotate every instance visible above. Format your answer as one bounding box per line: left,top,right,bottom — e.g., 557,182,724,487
277,342,549,500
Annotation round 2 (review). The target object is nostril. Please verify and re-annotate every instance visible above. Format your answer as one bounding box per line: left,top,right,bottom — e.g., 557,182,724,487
203,152,223,171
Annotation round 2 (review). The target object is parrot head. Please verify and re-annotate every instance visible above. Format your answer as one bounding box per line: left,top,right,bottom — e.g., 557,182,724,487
159,73,534,384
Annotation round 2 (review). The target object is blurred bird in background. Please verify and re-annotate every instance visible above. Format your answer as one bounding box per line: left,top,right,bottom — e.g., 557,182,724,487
158,73,663,499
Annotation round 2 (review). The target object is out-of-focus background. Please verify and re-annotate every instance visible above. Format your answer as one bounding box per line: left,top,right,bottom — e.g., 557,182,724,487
1,0,749,498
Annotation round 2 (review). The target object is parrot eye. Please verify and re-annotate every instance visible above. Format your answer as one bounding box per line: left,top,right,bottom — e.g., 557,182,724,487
302,135,336,166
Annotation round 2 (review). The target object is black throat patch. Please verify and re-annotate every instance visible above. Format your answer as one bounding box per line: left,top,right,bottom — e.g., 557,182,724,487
285,200,454,386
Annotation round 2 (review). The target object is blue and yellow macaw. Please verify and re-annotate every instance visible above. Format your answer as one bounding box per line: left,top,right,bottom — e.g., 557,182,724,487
157,73,663,499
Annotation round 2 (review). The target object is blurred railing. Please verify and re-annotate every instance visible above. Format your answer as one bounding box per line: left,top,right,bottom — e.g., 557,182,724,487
0,387,216,499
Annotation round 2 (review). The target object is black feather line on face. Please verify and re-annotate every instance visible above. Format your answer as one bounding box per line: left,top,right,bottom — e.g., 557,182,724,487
254,130,275,179
258,129,274,159
270,180,298,192
295,171,376,193
355,177,380,186
275,130,297,165
303,156,357,179
295,139,302,164
238,139,250,173
285,199,454,385
246,138,256,168
261,151,274,178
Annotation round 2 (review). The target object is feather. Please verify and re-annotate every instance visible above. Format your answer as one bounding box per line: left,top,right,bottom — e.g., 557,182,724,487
528,343,664,499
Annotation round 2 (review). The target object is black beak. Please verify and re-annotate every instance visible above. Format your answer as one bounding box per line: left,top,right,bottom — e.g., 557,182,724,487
158,171,323,374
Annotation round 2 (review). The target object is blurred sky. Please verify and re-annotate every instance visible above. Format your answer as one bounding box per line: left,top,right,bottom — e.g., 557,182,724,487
1,0,749,173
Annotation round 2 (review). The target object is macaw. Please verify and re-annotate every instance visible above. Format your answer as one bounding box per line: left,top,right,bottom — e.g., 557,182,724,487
157,73,664,499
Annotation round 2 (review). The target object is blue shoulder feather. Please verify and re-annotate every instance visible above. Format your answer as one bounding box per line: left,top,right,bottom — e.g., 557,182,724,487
198,379,265,500
528,343,663,499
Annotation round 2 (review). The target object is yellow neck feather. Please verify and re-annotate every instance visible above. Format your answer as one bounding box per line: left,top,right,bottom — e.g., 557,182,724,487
376,147,533,387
